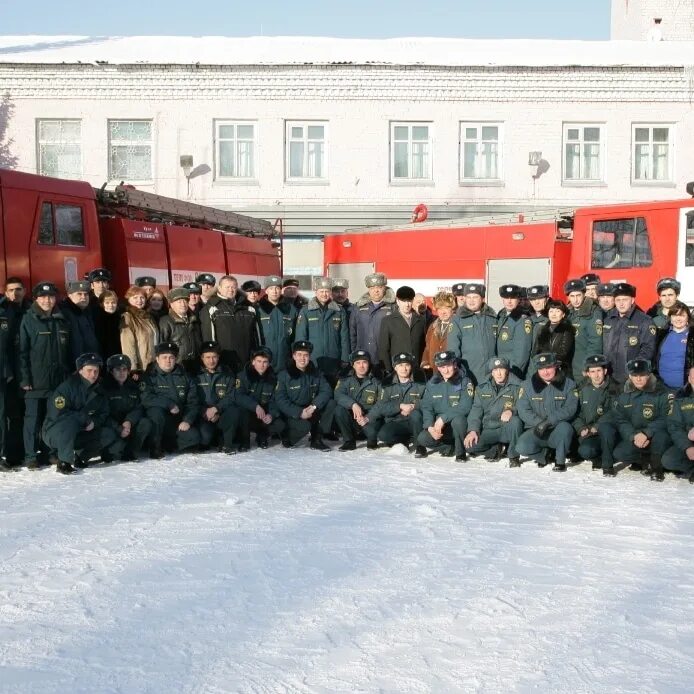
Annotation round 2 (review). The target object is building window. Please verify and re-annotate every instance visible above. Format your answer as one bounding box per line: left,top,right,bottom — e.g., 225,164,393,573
216,121,256,179
460,123,502,181
563,124,603,182
36,119,82,180
632,124,672,182
391,122,432,181
286,121,326,180
592,217,652,269
38,201,85,247
108,120,153,181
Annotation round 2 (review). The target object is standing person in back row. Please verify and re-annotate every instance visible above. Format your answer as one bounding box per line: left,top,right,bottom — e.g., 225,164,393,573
256,275,297,373
565,278,603,384
60,280,101,364
495,284,533,379
200,275,259,373
378,286,426,372
349,273,395,364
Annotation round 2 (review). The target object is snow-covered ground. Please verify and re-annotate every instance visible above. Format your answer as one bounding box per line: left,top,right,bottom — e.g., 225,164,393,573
1,445,693,693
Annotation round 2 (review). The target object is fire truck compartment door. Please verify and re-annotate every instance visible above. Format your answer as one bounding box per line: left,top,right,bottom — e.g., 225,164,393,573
487,258,551,312
676,208,694,307
327,262,375,293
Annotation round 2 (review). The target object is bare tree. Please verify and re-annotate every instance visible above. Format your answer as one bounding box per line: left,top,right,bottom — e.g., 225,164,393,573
0,93,19,169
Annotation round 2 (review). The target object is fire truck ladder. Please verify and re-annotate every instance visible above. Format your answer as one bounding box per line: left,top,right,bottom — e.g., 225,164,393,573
95,183,275,238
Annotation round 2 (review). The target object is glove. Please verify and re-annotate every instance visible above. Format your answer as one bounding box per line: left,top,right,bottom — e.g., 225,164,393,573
534,420,552,437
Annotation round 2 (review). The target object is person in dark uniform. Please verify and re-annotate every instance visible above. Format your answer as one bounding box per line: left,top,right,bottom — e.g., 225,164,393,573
378,285,426,373
140,342,201,458
464,356,524,466
332,279,353,322
60,280,101,364
573,354,619,470
19,282,72,469
42,352,117,474
495,284,533,379
531,299,575,374
647,277,681,334
282,278,308,311
194,341,237,453
602,283,656,387
182,282,203,314
565,278,603,384
101,353,152,462
256,275,297,373
526,284,550,344
275,341,334,451
195,273,217,306
349,272,395,362
596,282,616,317
334,350,381,451
87,267,112,318
516,352,579,471
369,352,425,448
134,276,157,300
158,286,202,374
241,280,262,308
415,350,474,462
663,366,694,483
599,358,672,480
451,282,467,312
580,273,601,300
229,346,285,451
0,294,16,470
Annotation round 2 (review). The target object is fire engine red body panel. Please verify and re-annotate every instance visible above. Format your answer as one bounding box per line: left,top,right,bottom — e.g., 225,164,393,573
223,235,280,279
166,225,227,287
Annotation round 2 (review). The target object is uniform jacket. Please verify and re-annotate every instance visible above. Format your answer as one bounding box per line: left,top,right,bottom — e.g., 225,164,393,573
349,288,395,361
140,364,200,424
195,366,236,412
158,310,203,366
666,383,694,451
647,302,670,333
613,375,671,441
420,369,474,428
19,303,71,397
42,373,110,437
295,298,349,375
654,326,694,385
120,309,158,373
58,298,101,364
467,373,523,433
378,311,426,370
517,371,579,428
0,296,15,381
334,371,381,412
602,305,656,383
235,363,280,417
256,297,298,373
495,306,533,378
573,377,619,432
200,291,259,372
448,305,498,385
275,361,333,418
102,375,145,429
532,319,575,371
568,298,603,381
530,311,549,344
421,319,454,370
369,373,426,422
95,308,122,361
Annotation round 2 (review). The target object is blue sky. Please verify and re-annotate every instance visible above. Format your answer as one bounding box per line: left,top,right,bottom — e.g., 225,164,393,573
5,0,610,40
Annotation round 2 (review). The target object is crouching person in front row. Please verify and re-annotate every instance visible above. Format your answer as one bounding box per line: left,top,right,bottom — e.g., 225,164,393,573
195,341,237,454
599,358,672,480
663,366,694,484
415,350,474,462
141,341,201,458
275,340,335,451
229,346,285,452
516,352,578,472
334,349,381,451
464,357,523,466
102,353,153,462
368,352,425,448
42,352,117,474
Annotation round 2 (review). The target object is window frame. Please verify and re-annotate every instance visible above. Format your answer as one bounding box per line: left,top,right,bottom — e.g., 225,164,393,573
36,119,82,180
37,201,86,248
107,119,154,183
284,120,328,183
214,119,258,182
631,123,674,185
459,121,504,185
591,216,653,270
390,121,434,184
562,122,606,185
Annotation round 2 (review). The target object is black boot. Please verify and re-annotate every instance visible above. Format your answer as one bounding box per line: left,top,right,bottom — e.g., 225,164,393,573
238,442,250,453
150,446,165,460
508,456,521,467
222,446,237,455
455,451,467,463
310,438,329,452
552,462,567,472
56,460,75,475
591,460,601,470
629,462,643,471
650,469,665,481
281,439,292,448
537,449,550,468
484,444,500,461
689,471,694,485
339,440,356,452
603,466,617,477
256,435,269,449
366,440,378,450
414,445,428,458
73,456,89,469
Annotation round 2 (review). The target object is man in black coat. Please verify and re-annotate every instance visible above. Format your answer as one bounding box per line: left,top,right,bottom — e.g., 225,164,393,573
0,295,16,470
159,287,202,373
200,275,259,372
59,280,100,364
378,285,426,374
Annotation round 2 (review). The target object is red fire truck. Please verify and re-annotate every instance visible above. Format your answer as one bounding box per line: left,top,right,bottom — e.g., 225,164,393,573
324,190,694,308
0,169,280,294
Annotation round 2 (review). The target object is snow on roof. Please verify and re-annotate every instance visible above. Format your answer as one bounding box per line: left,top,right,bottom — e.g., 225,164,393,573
1,34,694,68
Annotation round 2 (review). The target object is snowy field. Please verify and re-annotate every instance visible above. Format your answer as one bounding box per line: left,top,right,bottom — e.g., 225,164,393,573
1,445,694,694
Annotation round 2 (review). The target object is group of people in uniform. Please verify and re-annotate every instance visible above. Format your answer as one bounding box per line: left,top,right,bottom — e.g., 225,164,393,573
1,267,693,484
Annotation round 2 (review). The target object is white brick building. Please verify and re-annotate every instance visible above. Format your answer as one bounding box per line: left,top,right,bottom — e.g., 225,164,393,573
1,18,694,279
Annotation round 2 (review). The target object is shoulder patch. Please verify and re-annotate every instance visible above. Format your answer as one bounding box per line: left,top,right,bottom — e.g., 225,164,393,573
519,387,524,398
235,378,241,388
649,325,656,336
467,383,474,397
54,395,66,410
524,320,532,334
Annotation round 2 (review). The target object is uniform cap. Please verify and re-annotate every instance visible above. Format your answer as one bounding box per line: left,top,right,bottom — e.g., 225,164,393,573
464,283,486,298
332,278,349,289
32,282,58,298
581,273,601,286
365,272,387,288
451,282,466,296
106,353,132,371
563,279,586,294
546,299,569,314
76,352,103,370
292,340,313,354
155,341,179,356
488,357,510,371
282,278,300,288
534,352,558,369
597,283,616,297
396,285,416,301
657,277,681,294
167,287,190,303
392,352,415,367
499,284,522,299
135,276,157,288
526,285,549,299
195,273,216,286
264,275,283,289
627,358,652,375
349,349,371,364
584,354,609,369
314,277,333,290
182,282,202,294
251,346,273,360
88,267,112,283
613,282,636,298
200,340,221,355
66,280,91,294
242,280,262,293
434,350,458,366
